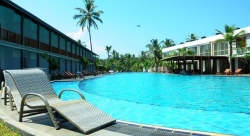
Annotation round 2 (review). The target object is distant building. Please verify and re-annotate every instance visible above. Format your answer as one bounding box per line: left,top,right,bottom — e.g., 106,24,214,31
162,26,250,74
0,0,98,74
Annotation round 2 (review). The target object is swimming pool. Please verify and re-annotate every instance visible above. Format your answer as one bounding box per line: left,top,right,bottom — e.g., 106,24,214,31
52,73,250,136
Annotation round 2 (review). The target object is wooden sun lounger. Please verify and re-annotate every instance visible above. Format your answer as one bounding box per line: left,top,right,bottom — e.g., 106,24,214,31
233,68,242,75
64,71,77,79
224,68,231,75
55,70,74,79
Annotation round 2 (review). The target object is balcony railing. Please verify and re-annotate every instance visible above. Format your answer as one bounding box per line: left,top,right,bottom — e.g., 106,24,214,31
24,37,38,49
52,46,59,54
1,28,94,61
60,49,66,56
1,28,22,44
67,51,72,57
40,42,51,52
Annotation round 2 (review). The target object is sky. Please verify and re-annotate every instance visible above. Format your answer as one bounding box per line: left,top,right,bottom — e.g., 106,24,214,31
11,0,250,59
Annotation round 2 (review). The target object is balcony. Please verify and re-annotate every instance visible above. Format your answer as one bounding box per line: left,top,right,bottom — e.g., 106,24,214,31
40,42,51,52
1,28,22,44
24,37,38,49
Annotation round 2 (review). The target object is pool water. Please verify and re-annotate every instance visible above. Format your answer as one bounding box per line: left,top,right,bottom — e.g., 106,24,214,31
52,73,250,136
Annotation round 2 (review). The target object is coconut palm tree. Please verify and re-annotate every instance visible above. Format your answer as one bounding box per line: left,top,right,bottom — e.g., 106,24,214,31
105,45,112,59
73,0,103,60
77,39,86,47
215,24,246,71
162,38,175,48
111,50,117,59
186,33,198,42
146,39,163,72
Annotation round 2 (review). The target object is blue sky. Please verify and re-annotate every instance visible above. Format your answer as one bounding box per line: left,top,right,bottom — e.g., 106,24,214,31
12,0,250,59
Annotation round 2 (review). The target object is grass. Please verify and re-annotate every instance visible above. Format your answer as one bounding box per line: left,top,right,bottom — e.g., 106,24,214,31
0,121,21,136
0,90,21,136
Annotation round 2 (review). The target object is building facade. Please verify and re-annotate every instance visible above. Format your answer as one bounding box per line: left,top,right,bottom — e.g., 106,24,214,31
0,0,98,74
162,26,250,74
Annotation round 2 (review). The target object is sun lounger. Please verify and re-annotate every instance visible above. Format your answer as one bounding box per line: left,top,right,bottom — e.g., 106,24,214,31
3,72,23,111
233,68,242,75
82,70,89,76
4,69,116,134
224,68,231,75
55,70,74,79
64,71,77,79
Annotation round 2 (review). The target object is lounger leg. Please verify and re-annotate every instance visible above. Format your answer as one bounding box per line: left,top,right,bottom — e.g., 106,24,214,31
46,107,60,130
4,87,7,105
19,99,25,122
9,93,14,111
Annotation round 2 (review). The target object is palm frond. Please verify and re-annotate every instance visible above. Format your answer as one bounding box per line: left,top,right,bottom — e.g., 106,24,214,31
215,29,224,35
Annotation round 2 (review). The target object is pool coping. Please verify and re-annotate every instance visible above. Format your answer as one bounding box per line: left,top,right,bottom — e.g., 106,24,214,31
116,120,232,136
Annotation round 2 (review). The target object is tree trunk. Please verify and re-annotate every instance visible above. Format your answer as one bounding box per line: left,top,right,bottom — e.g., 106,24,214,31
229,42,233,72
87,25,95,71
154,51,158,72
156,61,158,72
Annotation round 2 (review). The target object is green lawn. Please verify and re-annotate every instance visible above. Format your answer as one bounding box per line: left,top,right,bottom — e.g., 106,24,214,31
0,121,20,136
0,90,20,136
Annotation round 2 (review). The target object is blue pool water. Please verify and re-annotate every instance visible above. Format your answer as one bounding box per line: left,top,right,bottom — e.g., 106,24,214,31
52,73,250,136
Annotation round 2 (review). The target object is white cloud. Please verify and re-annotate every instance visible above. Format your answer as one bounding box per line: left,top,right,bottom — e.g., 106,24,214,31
89,41,107,59
65,28,108,58
66,27,107,58
66,28,88,41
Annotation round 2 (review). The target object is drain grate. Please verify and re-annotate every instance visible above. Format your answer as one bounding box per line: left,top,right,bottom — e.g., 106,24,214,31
104,123,190,136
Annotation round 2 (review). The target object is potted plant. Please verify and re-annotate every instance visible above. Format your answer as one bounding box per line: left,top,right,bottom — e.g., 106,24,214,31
40,53,60,80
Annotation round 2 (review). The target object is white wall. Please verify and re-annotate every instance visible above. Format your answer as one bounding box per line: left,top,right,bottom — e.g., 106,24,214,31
246,36,250,47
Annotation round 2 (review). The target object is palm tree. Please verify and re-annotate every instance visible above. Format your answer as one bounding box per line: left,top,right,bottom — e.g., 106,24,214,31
162,38,175,48
111,50,116,59
146,39,163,72
124,53,132,71
77,39,86,47
105,45,112,59
186,33,198,42
215,24,246,71
73,0,104,60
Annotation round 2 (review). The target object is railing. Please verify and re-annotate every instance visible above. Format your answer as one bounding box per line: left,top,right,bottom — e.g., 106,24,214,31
0,28,22,44
0,28,93,61
24,37,38,49
60,49,66,56
67,51,72,57
52,46,59,54
77,55,81,59
40,42,51,52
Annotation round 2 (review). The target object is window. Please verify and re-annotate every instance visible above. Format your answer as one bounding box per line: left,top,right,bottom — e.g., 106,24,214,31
0,5,21,34
51,32,58,47
188,46,197,55
39,26,49,44
23,18,37,40
214,42,228,55
200,44,211,56
60,37,66,50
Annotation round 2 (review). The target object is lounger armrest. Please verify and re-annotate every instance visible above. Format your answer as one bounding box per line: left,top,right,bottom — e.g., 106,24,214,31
21,93,50,107
58,89,85,100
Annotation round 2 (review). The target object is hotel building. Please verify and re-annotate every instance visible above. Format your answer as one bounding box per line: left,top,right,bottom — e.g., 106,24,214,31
162,26,250,74
0,0,98,74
